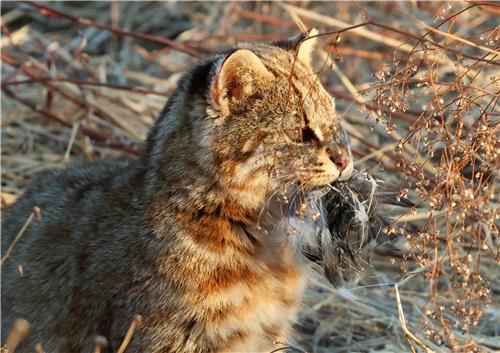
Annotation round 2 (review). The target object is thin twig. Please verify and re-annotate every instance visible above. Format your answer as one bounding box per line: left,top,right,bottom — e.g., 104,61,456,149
93,336,108,353
395,284,437,353
34,344,46,353
19,1,206,57
64,122,80,162
116,315,142,353
3,319,30,353
2,77,170,97
414,16,500,56
1,207,40,266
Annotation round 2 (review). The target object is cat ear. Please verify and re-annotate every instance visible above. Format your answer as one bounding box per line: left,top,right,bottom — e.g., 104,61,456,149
274,28,319,68
297,28,319,67
210,49,274,115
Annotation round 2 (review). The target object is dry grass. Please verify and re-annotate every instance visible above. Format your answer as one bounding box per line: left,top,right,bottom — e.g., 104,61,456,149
1,1,499,352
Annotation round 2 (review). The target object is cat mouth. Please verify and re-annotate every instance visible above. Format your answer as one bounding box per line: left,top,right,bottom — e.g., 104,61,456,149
290,159,355,190
336,160,354,181
299,174,341,189
305,166,354,187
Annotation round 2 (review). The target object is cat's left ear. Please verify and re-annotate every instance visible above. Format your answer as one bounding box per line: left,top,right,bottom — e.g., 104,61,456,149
274,28,320,68
210,49,274,116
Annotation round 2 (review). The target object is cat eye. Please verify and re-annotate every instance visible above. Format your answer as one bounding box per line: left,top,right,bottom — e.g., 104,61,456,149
301,126,320,144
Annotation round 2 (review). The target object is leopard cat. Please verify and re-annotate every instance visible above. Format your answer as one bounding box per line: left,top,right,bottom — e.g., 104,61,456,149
1,30,354,353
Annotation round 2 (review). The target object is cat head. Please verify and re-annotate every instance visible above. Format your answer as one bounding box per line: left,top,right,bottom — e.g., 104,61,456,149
147,30,353,214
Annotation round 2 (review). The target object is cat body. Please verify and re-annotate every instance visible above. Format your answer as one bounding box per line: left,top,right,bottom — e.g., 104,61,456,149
2,32,353,352
2,160,310,352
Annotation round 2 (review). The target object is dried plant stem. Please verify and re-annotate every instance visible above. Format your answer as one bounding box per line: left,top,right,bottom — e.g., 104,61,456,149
2,319,30,353
279,2,414,53
64,122,80,162
395,284,436,353
268,344,308,353
328,54,436,175
2,77,170,97
414,16,500,56
34,344,46,353
1,207,40,266
281,2,498,69
354,143,398,166
394,209,448,223
115,315,142,353
236,10,296,29
330,88,416,124
93,336,108,353
329,62,358,100
2,86,139,155
20,1,205,57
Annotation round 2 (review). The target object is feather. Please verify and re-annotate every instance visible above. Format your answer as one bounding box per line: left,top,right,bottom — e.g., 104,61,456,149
319,170,413,287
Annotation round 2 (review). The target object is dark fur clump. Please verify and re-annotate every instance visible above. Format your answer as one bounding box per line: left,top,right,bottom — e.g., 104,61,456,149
320,171,414,287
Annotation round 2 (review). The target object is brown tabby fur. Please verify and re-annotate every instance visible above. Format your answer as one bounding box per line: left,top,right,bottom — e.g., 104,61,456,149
1,31,353,352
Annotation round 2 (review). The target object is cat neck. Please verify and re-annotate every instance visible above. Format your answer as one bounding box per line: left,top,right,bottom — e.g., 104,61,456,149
141,147,265,226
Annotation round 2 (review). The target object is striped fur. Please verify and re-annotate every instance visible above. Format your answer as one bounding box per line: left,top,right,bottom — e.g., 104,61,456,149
2,33,353,352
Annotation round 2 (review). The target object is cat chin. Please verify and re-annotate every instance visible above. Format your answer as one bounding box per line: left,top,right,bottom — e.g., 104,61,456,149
301,174,340,188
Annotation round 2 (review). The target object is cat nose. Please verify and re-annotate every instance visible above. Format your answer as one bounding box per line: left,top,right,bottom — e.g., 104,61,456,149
330,154,350,171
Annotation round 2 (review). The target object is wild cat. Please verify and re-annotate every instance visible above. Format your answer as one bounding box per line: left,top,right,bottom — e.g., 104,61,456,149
1,30,354,352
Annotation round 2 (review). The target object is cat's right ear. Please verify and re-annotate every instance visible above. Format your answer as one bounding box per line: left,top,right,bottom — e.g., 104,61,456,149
209,49,274,116
274,29,319,68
